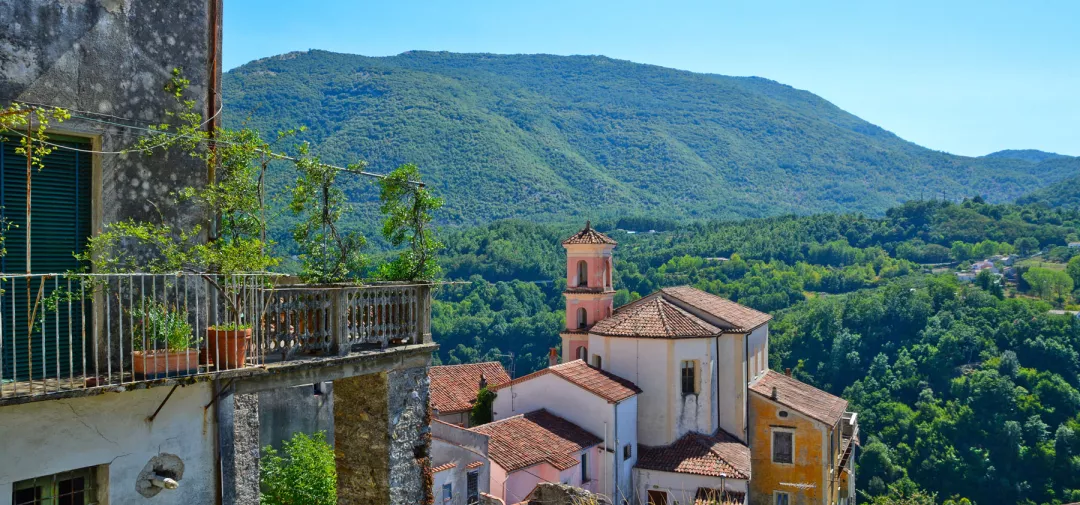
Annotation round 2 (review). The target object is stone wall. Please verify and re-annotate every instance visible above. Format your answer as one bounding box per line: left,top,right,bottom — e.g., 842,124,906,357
0,0,219,231
334,367,431,505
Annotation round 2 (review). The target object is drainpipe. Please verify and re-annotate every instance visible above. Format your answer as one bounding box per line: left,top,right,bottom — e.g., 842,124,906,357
715,335,720,435
612,403,619,504
744,331,749,442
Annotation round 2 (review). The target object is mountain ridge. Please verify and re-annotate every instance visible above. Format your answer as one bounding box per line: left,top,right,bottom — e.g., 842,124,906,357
221,50,1080,234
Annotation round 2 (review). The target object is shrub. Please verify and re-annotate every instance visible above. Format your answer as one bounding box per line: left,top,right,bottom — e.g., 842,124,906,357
260,431,336,505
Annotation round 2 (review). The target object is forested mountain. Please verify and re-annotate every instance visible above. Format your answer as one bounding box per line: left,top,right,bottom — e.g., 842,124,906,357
984,149,1071,163
1018,172,1080,209
222,50,1080,238
432,199,1080,504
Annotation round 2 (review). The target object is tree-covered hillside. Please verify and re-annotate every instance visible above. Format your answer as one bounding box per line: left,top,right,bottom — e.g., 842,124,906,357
222,50,1080,238
1018,172,1080,209
984,149,1071,164
432,199,1080,504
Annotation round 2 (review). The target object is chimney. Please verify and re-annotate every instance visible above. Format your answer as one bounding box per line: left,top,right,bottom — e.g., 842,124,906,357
771,386,778,400
785,368,792,377
548,348,559,367
478,373,487,391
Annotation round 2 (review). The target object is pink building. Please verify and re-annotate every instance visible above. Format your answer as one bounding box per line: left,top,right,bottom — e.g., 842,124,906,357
471,409,603,504
560,221,616,364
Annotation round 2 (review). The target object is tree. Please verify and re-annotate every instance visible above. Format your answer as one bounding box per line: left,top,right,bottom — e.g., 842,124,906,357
1015,236,1040,256
1067,255,1080,287
1023,267,1074,301
377,164,444,281
260,431,336,505
470,386,497,426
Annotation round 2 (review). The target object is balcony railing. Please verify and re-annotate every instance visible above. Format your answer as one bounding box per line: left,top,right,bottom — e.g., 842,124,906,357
0,273,431,400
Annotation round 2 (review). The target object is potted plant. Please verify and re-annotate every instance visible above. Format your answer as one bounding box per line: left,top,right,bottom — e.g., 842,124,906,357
203,321,252,371
131,301,200,379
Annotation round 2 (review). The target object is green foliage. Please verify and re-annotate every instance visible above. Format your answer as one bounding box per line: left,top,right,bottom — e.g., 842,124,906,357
1067,256,1080,288
289,139,367,283
260,431,336,505
470,386,496,426
131,301,196,352
376,164,443,281
1017,171,1080,209
1023,267,1074,302
222,50,1080,238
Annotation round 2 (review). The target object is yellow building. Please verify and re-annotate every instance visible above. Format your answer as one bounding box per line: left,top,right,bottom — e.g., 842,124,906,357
748,370,858,505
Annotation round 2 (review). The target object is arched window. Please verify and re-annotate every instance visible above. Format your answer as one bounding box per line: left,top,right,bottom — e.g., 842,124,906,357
577,307,588,329
593,355,602,369
577,260,588,287
576,346,587,361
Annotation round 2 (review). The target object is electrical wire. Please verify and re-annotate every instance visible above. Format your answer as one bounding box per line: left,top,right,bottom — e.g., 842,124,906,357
1,98,420,184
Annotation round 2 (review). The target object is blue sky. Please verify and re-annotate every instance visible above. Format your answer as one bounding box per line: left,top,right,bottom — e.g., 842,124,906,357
224,0,1079,157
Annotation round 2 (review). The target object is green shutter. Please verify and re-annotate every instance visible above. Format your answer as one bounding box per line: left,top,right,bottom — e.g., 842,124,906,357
0,136,92,381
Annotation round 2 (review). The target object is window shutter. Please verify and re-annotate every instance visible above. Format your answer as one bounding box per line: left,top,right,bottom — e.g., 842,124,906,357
0,136,92,381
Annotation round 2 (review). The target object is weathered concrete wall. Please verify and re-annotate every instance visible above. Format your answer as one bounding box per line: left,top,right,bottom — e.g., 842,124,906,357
0,0,218,232
0,383,216,505
258,381,334,450
334,367,432,505
747,393,826,505
635,469,747,505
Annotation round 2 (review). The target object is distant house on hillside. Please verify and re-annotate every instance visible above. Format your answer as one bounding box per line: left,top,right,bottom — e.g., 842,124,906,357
1048,310,1080,319
956,272,977,283
1069,242,1080,248
972,260,999,274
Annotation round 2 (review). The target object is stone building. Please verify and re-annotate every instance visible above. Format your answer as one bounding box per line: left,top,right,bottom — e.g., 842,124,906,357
0,2,435,504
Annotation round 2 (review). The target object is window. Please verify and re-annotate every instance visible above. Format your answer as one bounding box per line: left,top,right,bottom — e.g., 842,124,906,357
623,444,632,460
577,307,588,329
774,491,791,505
466,470,479,505
772,429,794,464
576,346,587,361
647,490,669,505
577,260,588,287
580,452,588,482
593,355,602,369
13,467,97,505
442,483,452,503
681,360,697,395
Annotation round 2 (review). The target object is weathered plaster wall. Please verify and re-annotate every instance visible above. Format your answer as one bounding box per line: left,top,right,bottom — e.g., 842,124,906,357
334,367,431,505
634,469,747,505
0,0,217,232
0,383,216,505
748,393,827,505
431,420,490,505
258,381,334,450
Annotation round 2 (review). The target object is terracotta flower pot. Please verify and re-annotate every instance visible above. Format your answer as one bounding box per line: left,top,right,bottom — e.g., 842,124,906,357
203,327,252,370
132,349,200,379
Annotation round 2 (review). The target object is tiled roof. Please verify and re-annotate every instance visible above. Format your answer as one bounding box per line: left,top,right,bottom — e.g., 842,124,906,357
749,370,849,426
471,410,601,473
562,221,617,246
661,286,772,330
429,362,511,414
590,293,722,338
492,359,642,403
466,461,485,469
636,429,750,479
432,462,457,473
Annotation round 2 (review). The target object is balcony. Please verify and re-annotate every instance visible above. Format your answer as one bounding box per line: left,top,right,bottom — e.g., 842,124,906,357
0,273,432,402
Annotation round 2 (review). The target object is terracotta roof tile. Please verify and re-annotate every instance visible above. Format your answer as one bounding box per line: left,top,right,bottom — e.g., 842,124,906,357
591,293,721,338
749,370,849,426
429,362,511,414
493,359,641,403
636,430,750,479
661,286,772,330
466,461,485,469
562,221,617,246
432,462,457,473
471,410,601,473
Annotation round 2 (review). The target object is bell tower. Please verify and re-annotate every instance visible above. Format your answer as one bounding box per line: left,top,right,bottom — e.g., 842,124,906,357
559,221,616,364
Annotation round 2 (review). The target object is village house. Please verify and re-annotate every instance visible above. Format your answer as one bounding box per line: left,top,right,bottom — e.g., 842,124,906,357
433,223,858,505
432,419,492,505
430,361,511,427
0,2,434,504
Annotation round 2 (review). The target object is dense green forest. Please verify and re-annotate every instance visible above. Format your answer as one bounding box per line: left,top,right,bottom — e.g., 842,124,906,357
431,198,1080,504
1018,172,1080,209
222,50,1080,245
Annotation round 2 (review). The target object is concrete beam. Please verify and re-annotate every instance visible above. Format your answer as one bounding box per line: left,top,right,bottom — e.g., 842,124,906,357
232,344,435,395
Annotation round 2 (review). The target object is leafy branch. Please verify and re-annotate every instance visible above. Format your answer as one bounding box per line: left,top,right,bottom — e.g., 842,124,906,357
377,164,443,281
